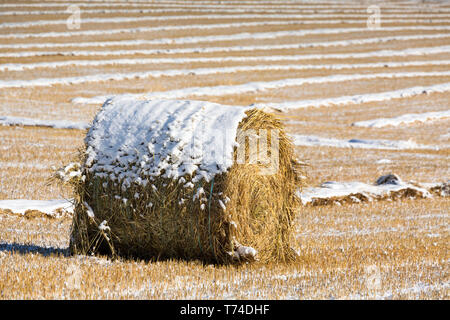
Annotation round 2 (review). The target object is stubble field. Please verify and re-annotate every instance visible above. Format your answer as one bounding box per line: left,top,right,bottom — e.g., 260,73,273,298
0,0,448,299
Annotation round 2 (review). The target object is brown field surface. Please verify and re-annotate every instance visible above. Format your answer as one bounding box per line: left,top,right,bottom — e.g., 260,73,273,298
0,0,448,300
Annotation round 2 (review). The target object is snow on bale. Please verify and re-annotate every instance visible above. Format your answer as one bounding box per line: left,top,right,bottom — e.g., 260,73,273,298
69,98,303,264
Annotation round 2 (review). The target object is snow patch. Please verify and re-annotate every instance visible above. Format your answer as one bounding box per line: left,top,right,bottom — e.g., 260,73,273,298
299,179,432,206
352,110,450,128
376,159,392,164
3,37,449,58
4,15,450,29
291,135,437,150
229,245,258,262
72,71,450,105
0,116,90,130
0,199,73,218
3,56,449,73
2,23,449,42
257,82,450,111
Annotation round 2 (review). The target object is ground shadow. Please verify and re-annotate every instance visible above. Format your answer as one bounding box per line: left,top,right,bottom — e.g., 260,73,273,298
0,242,229,266
0,242,69,257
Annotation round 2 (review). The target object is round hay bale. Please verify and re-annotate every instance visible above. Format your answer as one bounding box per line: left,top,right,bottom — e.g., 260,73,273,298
69,98,303,264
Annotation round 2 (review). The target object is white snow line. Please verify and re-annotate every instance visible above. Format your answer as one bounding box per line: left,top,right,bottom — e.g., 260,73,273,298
130,0,450,7
0,2,277,8
2,7,450,15
0,2,373,8
255,82,450,111
0,199,74,218
0,116,90,130
4,6,450,14
2,20,450,41
0,20,394,42
0,13,299,29
0,1,430,6
0,0,429,7
71,71,450,105
298,178,449,206
291,135,439,150
64,0,449,4
2,13,450,29
152,0,441,4
2,60,450,90
352,110,450,128
0,8,428,15
1,1,447,10
2,33,449,58
2,56,449,74
0,8,380,15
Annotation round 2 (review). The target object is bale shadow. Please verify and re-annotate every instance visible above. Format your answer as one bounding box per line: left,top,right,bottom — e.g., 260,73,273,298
0,242,69,257
0,241,215,265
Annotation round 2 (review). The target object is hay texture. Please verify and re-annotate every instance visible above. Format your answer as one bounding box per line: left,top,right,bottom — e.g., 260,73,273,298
69,98,302,264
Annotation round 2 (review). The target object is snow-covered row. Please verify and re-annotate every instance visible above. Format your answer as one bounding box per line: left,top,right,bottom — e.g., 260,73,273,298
0,2,366,8
0,1,428,7
6,20,437,48
2,60,450,90
0,20,298,39
0,199,73,218
22,0,345,3
298,180,432,205
3,19,450,42
4,16,450,40
5,6,450,15
0,116,90,130
291,135,439,150
1,36,448,58
148,0,441,4
256,82,450,111
352,110,450,128
0,8,430,15
0,8,389,15
1,1,446,10
2,7,450,15
2,57,449,74
0,1,435,8
2,13,450,29
0,13,304,29
71,71,450,104
41,0,443,4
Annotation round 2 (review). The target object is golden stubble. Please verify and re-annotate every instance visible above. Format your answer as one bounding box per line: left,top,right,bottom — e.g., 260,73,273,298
0,0,448,300
0,197,448,299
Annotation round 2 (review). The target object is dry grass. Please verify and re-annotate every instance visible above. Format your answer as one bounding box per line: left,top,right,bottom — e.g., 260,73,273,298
0,126,84,200
0,0,448,299
0,197,448,299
